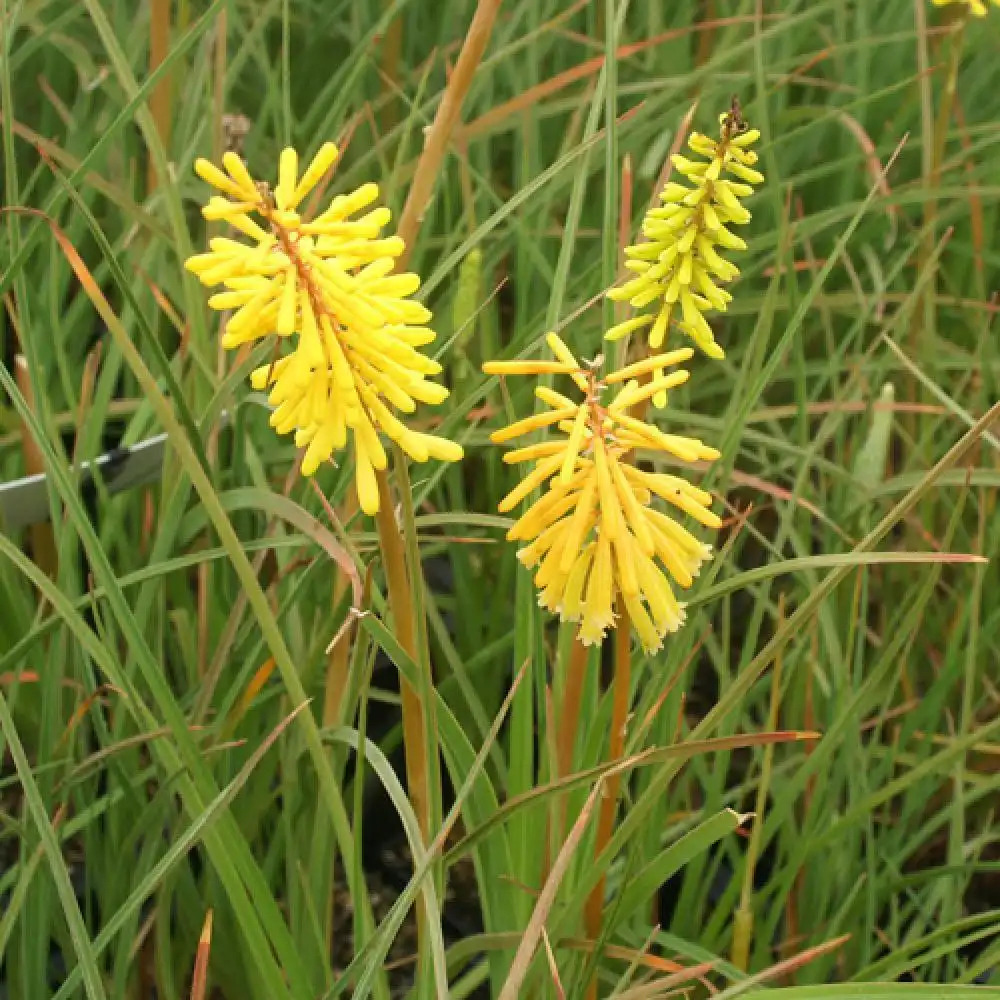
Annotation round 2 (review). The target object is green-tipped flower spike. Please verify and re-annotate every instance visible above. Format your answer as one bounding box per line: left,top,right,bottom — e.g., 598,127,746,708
931,0,998,15
607,105,763,378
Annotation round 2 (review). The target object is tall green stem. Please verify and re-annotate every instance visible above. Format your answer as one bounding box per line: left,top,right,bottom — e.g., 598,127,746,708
584,600,631,1000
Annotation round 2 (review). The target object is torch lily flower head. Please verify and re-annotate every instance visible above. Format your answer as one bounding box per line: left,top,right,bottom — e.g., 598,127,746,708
607,103,763,402
185,143,461,513
483,333,721,652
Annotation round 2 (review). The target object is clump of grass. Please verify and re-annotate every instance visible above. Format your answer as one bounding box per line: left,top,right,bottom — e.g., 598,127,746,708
0,3,998,999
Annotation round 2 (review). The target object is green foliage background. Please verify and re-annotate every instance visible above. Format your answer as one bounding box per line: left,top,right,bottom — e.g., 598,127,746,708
1,1,998,997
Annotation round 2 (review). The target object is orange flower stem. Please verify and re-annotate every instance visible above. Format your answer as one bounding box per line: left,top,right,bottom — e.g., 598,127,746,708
557,638,590,779
584,600,631,999
554,637,590,852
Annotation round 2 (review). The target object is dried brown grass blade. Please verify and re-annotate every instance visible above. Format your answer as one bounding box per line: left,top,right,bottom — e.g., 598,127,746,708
188,909,213,1000
498,756,632,1000
396,0,503,266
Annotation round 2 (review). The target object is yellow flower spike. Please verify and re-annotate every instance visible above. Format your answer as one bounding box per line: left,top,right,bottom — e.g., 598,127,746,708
483,337,721,650
625,467,722,532
417,434,463,463
623,465,713,506
349,354,417,413
644,503,712,556
404,380,451,406
353,409,389,472
613,412,715,463
635,553,684,636
610,459,655,555
321,181,381,222
301,423,337,477
221,302,280,348
648,306,672,350
515,517,564,570
201,197,258,222
644,520,696,588
545,332,578,366
607,102,763,373
187,144,462,508
609,371,690,410
533,521,576,589
947,0,998,13
361,390,428,463
930,0,994,13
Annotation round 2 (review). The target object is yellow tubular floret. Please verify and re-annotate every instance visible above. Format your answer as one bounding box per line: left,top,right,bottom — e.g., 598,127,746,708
503,441,567,464
418,434,464,462
604,348,693,383
195,158,251,200
483,360,577,377
612,529,640,596
559,476,597,573
275,147,298,210
507,483,585,541
582,531,615,643
536,386,578,410
497,453,566,514
291,142,340,207
560,405,589,483
545,332,589,392
490,408,577,445
561,544,595,620
593,437,622,541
